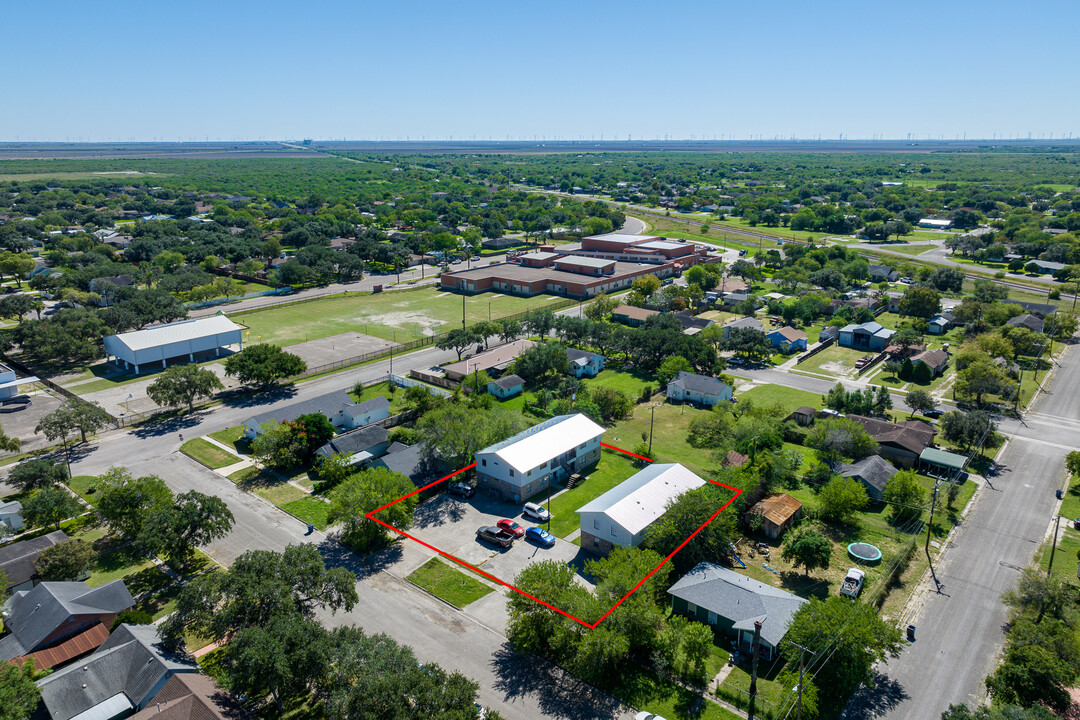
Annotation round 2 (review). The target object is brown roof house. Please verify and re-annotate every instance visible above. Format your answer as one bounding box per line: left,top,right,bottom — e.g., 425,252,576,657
747,494,803,540
722,450,750,469
910,348,950,378
130,673,251,720
846,415,935,468
611,305,660,327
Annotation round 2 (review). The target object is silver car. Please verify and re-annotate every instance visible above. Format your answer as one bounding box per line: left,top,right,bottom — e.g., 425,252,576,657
522,502,551,521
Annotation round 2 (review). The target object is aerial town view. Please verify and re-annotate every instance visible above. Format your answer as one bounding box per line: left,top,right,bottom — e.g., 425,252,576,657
1,3,1079,720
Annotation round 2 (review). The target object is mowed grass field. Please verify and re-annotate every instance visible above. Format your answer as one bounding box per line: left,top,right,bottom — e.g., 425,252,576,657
233,288,571,346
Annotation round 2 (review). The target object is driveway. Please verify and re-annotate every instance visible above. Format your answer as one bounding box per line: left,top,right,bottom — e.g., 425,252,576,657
409,491,587,590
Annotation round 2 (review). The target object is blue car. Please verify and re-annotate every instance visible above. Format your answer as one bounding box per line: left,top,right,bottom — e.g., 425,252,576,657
526,526,555,547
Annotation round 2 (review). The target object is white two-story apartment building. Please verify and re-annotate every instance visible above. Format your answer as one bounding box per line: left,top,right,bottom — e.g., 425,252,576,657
475,414,604,502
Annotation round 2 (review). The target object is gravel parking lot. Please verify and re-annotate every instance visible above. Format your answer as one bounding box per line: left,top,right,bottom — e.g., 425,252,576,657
410,491,591,592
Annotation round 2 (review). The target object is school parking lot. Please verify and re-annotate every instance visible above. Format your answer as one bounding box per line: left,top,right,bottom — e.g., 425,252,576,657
407,489,590,590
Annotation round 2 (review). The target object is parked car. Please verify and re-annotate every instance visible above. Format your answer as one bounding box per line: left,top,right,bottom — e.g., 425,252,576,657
522,502,551,521
471,255,481,261
635,713,668,720
900,276,913,283
448,482,475,498
525,526,556,547
476,526,514,548
922,409,944,419
497,519,525,538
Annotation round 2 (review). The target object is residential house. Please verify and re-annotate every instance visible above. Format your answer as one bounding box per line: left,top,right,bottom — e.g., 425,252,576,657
766,326,808,353
919,447,969,478
442,340,537,382
129,673,251,720
884,291,904,313
244,391,389,439
827,455,898,502
1024,259,1067,274
577,463,706,555
722,316,765,337
846,415,936,468
839,321,895,351
667,562,807,661
36,624,197,720
566,348,605,378
488,374,524,399
0,580,134,667
666,371,733,406
747,494,803,540
611,305,660,327
722,450,750,469
910,348,950,377
786,406,816,427
315,424,390,467
1006,313,1045,334
674,312,714,335
919,218,954,229
475,414,604,501
0,499,24,533
819,326,840,343
868,265,899,283
1017,301,1058,318
0,530,70,593
928,314,952,335
372,442,447,489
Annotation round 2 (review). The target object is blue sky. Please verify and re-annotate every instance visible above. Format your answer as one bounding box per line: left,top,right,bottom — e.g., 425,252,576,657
5,0,1078,142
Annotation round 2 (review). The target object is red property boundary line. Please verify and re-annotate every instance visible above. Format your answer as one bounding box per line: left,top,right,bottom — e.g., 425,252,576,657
366,443,741,629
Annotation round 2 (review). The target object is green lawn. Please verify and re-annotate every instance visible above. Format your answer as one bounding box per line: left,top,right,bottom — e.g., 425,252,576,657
606,663,743,720
738,384,821,414
584,367,657,398
1061,474,1080,520
281,497,331,530
607,401,718,479
252,481,308,506
69,359,225,394
794,345,874,379
209,425,249,454
548,451,641,537
233,286,567,347
134,583,183,620
717,662,793,720
1039,526,1080,584
87,546,172,595
406,557,495,608
67,475,100,506
870,243,936,256
180,438,239,469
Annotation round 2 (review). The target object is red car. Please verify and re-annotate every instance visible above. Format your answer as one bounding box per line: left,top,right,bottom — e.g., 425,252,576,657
497,519,525,538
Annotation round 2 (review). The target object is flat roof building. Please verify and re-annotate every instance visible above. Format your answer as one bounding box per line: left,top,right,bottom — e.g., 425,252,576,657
103,316,243,374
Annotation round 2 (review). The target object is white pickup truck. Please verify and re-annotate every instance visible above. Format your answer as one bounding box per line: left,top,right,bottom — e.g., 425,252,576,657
841,568,865,598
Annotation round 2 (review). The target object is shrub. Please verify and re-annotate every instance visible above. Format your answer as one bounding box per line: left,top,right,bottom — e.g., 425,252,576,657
112,610,153,629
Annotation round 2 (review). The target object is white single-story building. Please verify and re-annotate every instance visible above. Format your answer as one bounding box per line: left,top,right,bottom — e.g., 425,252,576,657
666,371,732,406
577,463,706,555
103,316,244,374
0,500,24,533
475,414,604,501
0,363,37,401
244,392,389,439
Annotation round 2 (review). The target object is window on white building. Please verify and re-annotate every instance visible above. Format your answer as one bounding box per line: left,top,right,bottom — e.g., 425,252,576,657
509,469,514,477
593,518,600,530
610,526,617,537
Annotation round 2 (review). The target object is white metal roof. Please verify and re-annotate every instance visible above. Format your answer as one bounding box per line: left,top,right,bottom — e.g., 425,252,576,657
555,256,615,268
108,316,243,352
482,414,604,474
68,693,134,720
586,233,656,245
577,463,706,535
636,240,686,250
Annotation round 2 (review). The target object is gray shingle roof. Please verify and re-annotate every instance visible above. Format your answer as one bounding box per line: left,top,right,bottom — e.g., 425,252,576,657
667,562,806,647
1,580,134,659
340,395,389,419
668,371,729,398
1017,301,1057,317
725,317,764,332
1006,313,1044,333
38,624,196,720
0,530,69,589
373,444,445,488
566,348,602,366
316,424,389,459
247,390,353,429
490,374,524,391
829,455,898,493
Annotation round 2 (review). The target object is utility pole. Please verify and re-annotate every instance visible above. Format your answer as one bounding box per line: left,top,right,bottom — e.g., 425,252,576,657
789,642,816,720
1048,515,1063,577
925,482,940,562
748,620,763,720
648,405,656,455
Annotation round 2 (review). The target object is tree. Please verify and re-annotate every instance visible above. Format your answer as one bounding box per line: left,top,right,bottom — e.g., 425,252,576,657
35,539,95,581
435,327,477,361
513,341,569,382
899,286,941,319
985,644,1072,712
657,355,692,386
160,544,358,647
591,387,633,422
0,293,42,323
1049,312,1079,341
941,704,1055,720
644,483,739,575
524,308,555,337
497,318,522,344
584,292,619,321
146,363,224,411
7,458,67,493
1066,450,1080,478
806,418,878,462
139,490,235,566
954,360,1015,406
224,343,307,387
883,470,926,522
781,525,832,575
0,427,18,454
22,486,81,530
96,467,174,538
225,614,331,712
416,404,528,469
892,327,923,350
251,420,310,469
929,267,964,293
782,597,902,711
817,475,869,525
938,409,997,453
0,660,40,720
723,327,773,360
912,359,933,384
905,388,937,419
469,320,500,350
294,413,336,457
873,384,892,416
328,467,417,552
36,398,111,444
